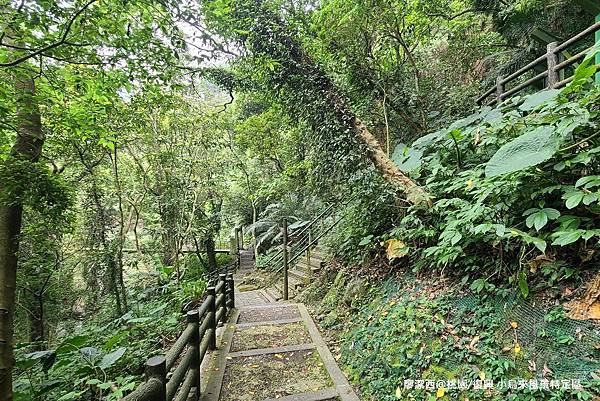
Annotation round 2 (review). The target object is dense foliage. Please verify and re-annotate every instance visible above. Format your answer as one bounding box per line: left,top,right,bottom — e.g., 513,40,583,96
2,0,600,400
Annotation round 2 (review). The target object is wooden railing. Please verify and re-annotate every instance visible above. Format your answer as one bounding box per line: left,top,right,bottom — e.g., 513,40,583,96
477,21,600,105
122,270,236,401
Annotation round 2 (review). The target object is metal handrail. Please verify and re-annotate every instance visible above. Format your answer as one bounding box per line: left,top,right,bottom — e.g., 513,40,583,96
276,213,344,274
262,202,336,268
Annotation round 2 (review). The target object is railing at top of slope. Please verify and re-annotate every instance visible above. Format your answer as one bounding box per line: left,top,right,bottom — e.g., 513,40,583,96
121,258,238,401
477,20,600,106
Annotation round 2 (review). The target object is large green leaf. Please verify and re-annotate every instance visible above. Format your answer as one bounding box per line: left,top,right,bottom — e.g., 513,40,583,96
99,347,127,369
519,89,560,111
411,129,446,150
391,144,423,172
485,126,560,177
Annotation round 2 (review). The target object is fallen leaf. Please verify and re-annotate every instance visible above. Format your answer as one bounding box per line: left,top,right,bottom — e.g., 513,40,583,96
384,239,409,260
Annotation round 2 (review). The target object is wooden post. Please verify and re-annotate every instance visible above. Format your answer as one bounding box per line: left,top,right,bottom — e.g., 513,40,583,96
227,273,235,309
207,287,216,350
239,226,244,249
495,76,504,105
219,274,227,323
546,42,559,89
229,235,237,257
186,310,200,401
282,218,289,301
145,356,167,401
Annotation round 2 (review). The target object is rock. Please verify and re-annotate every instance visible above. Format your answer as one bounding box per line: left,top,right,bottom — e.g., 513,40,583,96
342,277,367,306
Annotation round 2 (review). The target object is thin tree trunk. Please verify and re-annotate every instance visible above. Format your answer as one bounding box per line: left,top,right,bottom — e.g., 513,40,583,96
0,72,44,401
252,201,258,260
29,295,44,344
205,237,217,273
110,147,128,313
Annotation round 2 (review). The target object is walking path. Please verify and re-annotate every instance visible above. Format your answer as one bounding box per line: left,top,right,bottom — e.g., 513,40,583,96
201,250,360,401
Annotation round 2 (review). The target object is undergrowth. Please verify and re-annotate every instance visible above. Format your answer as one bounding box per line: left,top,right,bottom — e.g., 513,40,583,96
312,272,600,401
12,253,220,401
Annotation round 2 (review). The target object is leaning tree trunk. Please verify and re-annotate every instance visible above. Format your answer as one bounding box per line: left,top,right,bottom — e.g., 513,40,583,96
0,71,44,401
215,2,429,205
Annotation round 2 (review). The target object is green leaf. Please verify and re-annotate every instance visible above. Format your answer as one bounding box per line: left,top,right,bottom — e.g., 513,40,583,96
391,144,423,172
551,230,583,246
99,347,126,369
542,208,560,220
564,192,584,209
575,176,600,188
485,126,560,177
582,192,599,205
358,235,373,246
470,278,486,293
532,237,547,253
519,272,529,298
528,211,548,231
519,89,560,111
58,391,82,401
56,335,88,354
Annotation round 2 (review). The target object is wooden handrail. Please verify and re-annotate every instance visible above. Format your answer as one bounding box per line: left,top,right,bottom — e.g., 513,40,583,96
122,268,235,401
477,21,600,105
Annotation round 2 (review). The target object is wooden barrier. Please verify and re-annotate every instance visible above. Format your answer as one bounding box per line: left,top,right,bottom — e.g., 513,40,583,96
477,21,600,105
122,271,235,401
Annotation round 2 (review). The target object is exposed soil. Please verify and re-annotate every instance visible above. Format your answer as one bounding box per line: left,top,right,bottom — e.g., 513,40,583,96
237,305,301,324
218,350,332,401
231,322,312,352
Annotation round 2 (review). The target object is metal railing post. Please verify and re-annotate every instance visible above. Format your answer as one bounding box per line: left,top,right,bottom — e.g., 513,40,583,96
547,42,559,89
186,310,200,401
207,287,217,350
145,356,167,401
282,218,289,301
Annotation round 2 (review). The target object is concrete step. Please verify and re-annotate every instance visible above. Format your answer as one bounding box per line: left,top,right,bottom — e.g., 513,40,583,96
288,268,310,284
264,286,282,301
296,260,322,273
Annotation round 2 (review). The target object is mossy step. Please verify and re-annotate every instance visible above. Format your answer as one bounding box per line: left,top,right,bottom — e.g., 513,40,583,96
296,260,322,273
288,268,310,284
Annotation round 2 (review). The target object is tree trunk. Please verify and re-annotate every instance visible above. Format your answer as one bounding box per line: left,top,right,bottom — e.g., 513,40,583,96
29,295,44,344
243,10,428,205
317,68,429,205
205,237,217,273
110,147,128,313
0,72,44,401
252,202,258,261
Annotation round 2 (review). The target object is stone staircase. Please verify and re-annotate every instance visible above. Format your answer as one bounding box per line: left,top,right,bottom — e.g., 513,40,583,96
264,245,326,301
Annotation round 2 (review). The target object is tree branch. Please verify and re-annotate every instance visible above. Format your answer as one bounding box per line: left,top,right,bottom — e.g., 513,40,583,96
0,0,97,68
